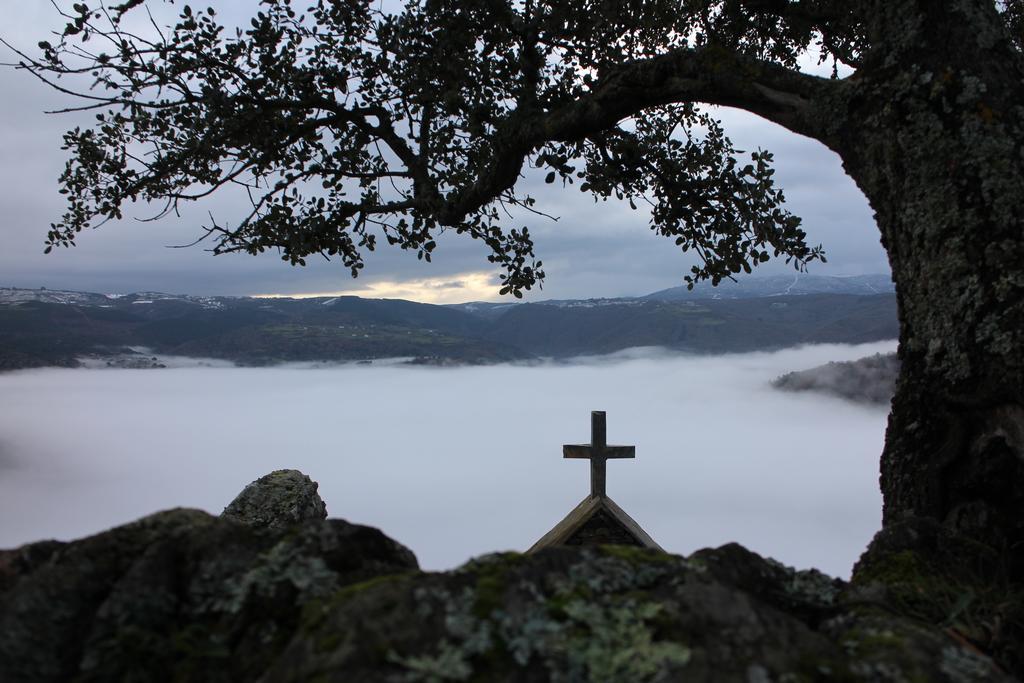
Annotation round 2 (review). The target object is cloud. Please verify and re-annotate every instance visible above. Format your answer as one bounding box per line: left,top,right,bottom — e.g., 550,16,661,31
0,440,16,471
251,270,502,304
0,341,895,578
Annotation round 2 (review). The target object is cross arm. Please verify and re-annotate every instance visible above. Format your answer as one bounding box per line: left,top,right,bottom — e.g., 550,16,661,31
563,445,636,459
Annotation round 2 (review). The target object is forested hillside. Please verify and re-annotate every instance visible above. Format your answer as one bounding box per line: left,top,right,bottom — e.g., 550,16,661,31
0,285,897,369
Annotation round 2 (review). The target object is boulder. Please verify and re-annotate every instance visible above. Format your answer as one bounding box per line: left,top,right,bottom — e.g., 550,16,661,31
221,469,327,529
0,473,417,683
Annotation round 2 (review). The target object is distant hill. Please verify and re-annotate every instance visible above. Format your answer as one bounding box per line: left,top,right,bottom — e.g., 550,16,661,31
773,353,900,405
0,282,898,369
479,294,897,357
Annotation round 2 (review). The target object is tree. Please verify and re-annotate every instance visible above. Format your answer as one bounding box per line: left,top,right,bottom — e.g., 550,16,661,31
10,1,1024,569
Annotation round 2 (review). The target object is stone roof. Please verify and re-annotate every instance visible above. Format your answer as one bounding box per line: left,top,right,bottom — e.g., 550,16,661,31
527,494,662,553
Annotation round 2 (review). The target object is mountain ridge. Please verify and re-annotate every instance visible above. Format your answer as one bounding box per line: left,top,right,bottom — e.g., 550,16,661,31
644,273,894,301
0,278,898,370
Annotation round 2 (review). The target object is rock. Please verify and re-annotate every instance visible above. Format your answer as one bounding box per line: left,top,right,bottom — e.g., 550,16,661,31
1,474,1021,682
0,507,418,683
266,545,1016,682
853,516,1024,679
222,469,328,529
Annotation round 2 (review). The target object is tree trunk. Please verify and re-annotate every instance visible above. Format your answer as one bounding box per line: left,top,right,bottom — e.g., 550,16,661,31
829,0,1024,565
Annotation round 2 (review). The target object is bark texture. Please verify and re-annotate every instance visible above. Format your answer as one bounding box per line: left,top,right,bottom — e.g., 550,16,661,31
541,0,1024,567
667,0,1024,565
821,0,1024,566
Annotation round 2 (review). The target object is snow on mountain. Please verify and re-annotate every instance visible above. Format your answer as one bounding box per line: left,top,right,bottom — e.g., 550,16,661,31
643,274,895,301
0,287,227,310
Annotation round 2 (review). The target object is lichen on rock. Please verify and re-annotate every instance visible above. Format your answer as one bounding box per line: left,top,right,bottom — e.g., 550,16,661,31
1,474,1021,682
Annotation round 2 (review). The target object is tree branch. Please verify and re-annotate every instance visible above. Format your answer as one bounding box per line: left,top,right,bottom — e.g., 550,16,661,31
550,44,836,142
442,43,837,224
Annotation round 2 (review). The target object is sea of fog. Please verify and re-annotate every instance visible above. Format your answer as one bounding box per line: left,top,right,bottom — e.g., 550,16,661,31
0,341,896,579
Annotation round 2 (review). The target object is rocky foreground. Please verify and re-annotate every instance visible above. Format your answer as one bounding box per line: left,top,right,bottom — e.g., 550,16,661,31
1,471,1021,682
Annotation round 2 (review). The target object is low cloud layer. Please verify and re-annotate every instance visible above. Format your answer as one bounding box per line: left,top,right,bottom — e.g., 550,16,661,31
0,341,895,578
0,439,15,471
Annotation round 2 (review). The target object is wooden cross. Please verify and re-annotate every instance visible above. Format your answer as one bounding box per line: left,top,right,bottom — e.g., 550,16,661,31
563,411,635,498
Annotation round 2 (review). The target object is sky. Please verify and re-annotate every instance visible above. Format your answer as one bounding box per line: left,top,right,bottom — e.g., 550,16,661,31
0,341,894,578
0,3,888,303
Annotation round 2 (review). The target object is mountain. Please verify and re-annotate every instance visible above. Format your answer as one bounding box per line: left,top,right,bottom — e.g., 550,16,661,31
0,288,523,369
0,282,899,369
644,273,895,300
